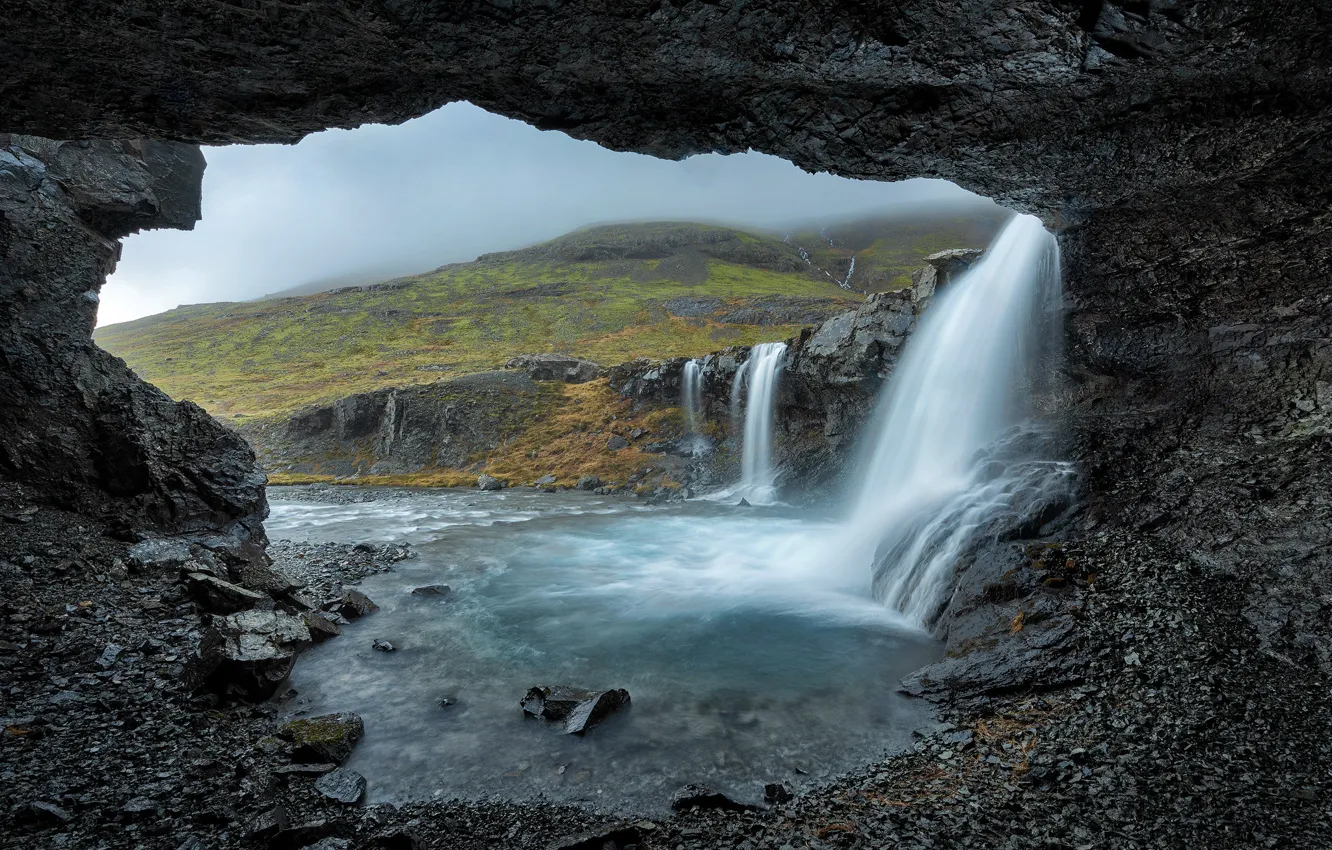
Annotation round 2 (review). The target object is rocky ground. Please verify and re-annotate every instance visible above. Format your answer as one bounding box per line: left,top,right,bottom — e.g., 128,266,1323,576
3,476,1328,850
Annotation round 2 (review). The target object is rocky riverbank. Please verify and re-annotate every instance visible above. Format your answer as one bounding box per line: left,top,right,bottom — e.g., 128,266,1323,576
3,476,1326,849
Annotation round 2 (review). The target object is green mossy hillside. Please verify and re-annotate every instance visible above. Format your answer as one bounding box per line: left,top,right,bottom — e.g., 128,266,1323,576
96,222,857,422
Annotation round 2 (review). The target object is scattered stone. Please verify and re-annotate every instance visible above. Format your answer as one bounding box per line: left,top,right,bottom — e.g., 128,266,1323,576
314,767,367,805
279,713,365,764
764,783,793,804
372,639,396,652
410,584,451,598
477,474,504,491
520,685,631,734
671,784,755,812
606,435,628,451
120,796,157,820
96,642,123,669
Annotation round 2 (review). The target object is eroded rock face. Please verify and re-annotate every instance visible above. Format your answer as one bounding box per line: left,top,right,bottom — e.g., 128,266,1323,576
0,135,267,543
243,371,558,477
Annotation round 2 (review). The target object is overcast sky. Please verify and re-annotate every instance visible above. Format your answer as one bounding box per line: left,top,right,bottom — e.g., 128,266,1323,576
100,102,977,326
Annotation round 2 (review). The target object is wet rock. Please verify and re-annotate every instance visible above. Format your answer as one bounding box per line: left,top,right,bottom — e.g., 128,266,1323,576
535,474,557,486
200,609,312,700
764,783,793,804
184,571,267,614
279,713,364,764
314,767,367,805
546,823,642,850
322,589,379,620
477,474,503,491
372,638,396,652
671,784,755,812
575,475,601,491
96,642,123,669
246,806,289,842
302,610,343,643
520,685,631,734
606,435,628,451
410,584,451,598
737,498,751,507
505,354,602,384
128,538,192,570
272,762,338,776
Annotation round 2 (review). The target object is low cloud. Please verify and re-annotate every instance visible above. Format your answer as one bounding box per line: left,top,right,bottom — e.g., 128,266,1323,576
101,102,980,326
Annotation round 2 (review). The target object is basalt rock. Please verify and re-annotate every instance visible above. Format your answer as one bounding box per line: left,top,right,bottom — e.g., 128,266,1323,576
520,685,631,735
197,610,312,700
279,713,365,765
505,354,602,384
244,371,556,478
0,137,267,548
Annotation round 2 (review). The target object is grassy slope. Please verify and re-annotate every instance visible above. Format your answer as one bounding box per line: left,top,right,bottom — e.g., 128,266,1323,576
97,223,855,422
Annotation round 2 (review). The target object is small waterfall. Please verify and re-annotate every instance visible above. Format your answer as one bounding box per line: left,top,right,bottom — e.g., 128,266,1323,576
681,359,705,455
731,342,787,504
840,255,856,291
842,214,1072,624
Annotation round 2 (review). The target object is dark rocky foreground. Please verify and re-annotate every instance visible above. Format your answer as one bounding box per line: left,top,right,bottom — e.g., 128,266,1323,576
3,484,1327,849
2,2,1332,848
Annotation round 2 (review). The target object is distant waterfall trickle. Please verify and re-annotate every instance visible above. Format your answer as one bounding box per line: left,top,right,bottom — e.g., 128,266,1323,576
681,359,705,455
840,214,1073,625
730,342,787,505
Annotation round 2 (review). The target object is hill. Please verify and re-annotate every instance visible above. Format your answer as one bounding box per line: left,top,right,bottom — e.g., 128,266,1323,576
96,222,860,422
95,213,1005,424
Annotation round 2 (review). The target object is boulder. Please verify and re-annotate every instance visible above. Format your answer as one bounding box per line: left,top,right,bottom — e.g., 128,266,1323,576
575,475,600,491
764,783,793,804
606,435,628,451
302,610,343,643
409,585,451,598
670,784,755,812
371,639,396,652
520,685,630,734
534,474,557,486
128,538,192,570
184,571,267,614
322,589,379,620
505,354,602,384
200,610,312,700
279,713,365,764
477,474,504,491
314,768,367,805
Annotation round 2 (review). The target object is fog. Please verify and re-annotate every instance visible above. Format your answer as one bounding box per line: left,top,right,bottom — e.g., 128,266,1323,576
100,102,980,327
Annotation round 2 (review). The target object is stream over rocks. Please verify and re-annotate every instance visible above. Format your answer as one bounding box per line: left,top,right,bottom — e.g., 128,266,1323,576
269,487,937,811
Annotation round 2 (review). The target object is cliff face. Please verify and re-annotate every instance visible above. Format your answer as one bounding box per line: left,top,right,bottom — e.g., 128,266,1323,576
0,136,266,543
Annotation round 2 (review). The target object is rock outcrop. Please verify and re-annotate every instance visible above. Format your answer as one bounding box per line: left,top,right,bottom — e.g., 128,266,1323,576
244,371,559,478
504,354,603,384
0,135,267,544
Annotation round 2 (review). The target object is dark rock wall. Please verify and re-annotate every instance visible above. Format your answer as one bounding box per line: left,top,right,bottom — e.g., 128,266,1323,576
0,0,1326,672
0,136,266,541
244,372,559,477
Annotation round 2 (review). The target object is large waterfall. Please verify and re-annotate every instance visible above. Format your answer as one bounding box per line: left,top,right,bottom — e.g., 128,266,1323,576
681,359,705,455
844,214,1072,624
730,342,787,504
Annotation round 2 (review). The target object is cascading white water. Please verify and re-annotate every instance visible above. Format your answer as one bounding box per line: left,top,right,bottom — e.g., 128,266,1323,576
729,341,787,504
681,359,705,455
842,214,1072,624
